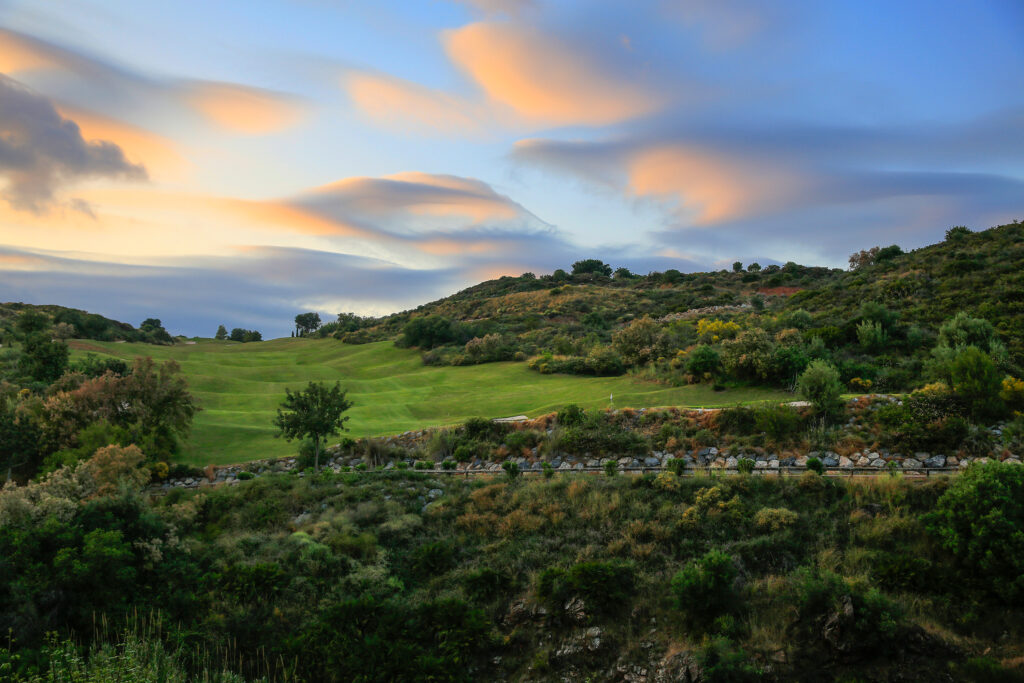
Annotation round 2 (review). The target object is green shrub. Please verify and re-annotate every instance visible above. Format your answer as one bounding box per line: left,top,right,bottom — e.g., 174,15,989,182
666,458,687,475
537,560,636,616
797,360,844,416
237,471,254,481
752,404,804,443
925,461,1024,603
414,460,432,470
671,550,739,629
753,507,798,532
791,569,902,653
453,444,477,462
737,458,755,475
441,460,457,471
542,462,554,479
501,461,520,480
805,457,824,475
557,404,585,426
604,459,618,477
695,636,762,682
396,461,409,470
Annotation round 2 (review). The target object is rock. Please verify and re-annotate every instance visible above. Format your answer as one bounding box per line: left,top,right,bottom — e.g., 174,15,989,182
565,597,587,624
947,456,958,467
855,456,871,467
618,457,632,466
959,459,972,469
755,460,769,469
795,455,808,467
839,456,854,468
923,455,946,468
559,462,573,470
725,456,738,469
768,459,780,469
644,457,660,467
870,458,886,468
586,626,603,651
427,488,443,500
708,446,719,456
587,459,600,467
902,458,923,469
550,458,561,468
822,456,839,467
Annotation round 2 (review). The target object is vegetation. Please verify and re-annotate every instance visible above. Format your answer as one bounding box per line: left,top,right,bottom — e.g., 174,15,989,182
2,461,1022,681
273,381,352,471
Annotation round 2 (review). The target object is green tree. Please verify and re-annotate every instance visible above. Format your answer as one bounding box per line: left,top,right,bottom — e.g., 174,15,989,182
671,550,739,629
926,462,1024,603
295,312,322,337
571,259,612,277
215,324,227,340
274,381,353,471
21,333,69,383
797,360,844,416
15,310,49,338
732,261,743,272
948,346,1004,420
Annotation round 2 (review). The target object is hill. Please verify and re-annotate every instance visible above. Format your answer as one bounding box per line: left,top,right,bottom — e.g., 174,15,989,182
70,338,789,465
0,302,171,344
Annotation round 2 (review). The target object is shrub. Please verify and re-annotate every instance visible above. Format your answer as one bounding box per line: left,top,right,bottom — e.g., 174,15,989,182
557,404,585,426
237,471,254,480
687,344,723,377
453,444,477,462
737,458,755,475
671,550,740,629
604,459,618,477
542,462,554,479
925,461,1024,603
666,458,687,475
537,560,636,616
792,569,902,653
797,360,844,416
414,460,432,470
752,404,803,443
754,507,798,532
441,460,457,471
805,457,824,475
501,461,520,480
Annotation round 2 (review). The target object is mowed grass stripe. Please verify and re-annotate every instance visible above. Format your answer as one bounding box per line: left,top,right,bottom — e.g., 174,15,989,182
70,338,790,466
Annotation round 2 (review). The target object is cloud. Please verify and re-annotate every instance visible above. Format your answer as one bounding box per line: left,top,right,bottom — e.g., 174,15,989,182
288,171,550,239
0,28,305,137
443,21,663,127
0,76,147,213
345,71,490,136
185,82,304,135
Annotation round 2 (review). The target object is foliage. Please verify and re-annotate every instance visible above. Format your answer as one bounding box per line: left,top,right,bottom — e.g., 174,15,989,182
537,560,636,616
294,312,322,336
274,381,353,471
797,360,844,416
925,462,1024,603
671,550,740,629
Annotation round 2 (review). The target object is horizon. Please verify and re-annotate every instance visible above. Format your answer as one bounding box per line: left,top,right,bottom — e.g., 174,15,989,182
2,1,1023,338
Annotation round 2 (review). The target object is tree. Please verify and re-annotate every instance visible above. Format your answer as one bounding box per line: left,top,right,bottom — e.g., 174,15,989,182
746,262,761,272
230,328,246,342
215,325,227,340
797,360,844,416
53,322,76,340
139,318,173,344
15,310,49,338
570,259,612,277
948,346,1004,420
21,333,69,383
613,266,634,279
274,381,352,471
926,462,1024,603
945,225,971,241
732,261,743,272
295,312,322,337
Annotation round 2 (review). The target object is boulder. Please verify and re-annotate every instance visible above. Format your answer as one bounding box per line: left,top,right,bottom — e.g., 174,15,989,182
838,456,854,468
822,456,839,467
923,455,946,468
902,458,923,469
870,458,886,468
725,456,738,469
855,456,871,467
644,457,661,467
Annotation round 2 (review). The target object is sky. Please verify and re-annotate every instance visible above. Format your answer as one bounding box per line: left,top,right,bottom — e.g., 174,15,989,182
1,0,1022,339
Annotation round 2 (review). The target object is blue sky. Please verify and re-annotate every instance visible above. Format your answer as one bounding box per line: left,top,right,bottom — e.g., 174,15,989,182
0,0,1022,337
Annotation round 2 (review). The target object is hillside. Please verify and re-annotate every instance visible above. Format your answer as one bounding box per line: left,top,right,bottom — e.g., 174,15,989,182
0,302,169,344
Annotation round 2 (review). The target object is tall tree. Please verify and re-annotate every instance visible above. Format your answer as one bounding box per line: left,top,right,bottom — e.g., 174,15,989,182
215,325,227,340
295,312,322,337
274,381,352,471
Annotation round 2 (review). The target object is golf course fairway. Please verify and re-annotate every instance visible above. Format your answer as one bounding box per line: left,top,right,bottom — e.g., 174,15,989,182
70,338,792,465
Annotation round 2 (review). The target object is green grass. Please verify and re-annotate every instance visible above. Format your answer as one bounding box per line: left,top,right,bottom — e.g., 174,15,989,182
71,338,791,465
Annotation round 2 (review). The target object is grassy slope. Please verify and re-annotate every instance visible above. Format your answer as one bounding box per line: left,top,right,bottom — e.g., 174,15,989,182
71,338,789,465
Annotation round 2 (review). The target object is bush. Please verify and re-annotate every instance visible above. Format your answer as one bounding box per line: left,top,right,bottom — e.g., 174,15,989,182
925,461,1024,603
792,569,902,654
752,405,803,443
604,459,618,477
441,460,457,471
805,457,824,475
797,360,844,416
501,461,520,480
753,507,798,532
542,462,554,479
237,471,254,480
557,404,585,426
737,458,755,475
537,560,636,616
666,458,687,475
671,550,739,629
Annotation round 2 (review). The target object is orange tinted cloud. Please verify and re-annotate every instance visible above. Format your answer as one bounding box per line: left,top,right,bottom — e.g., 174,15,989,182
444,22,661,126
627,145,804,224
57,106,188,180
346,72,489,135
187,82,303,135
0,29,63,73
